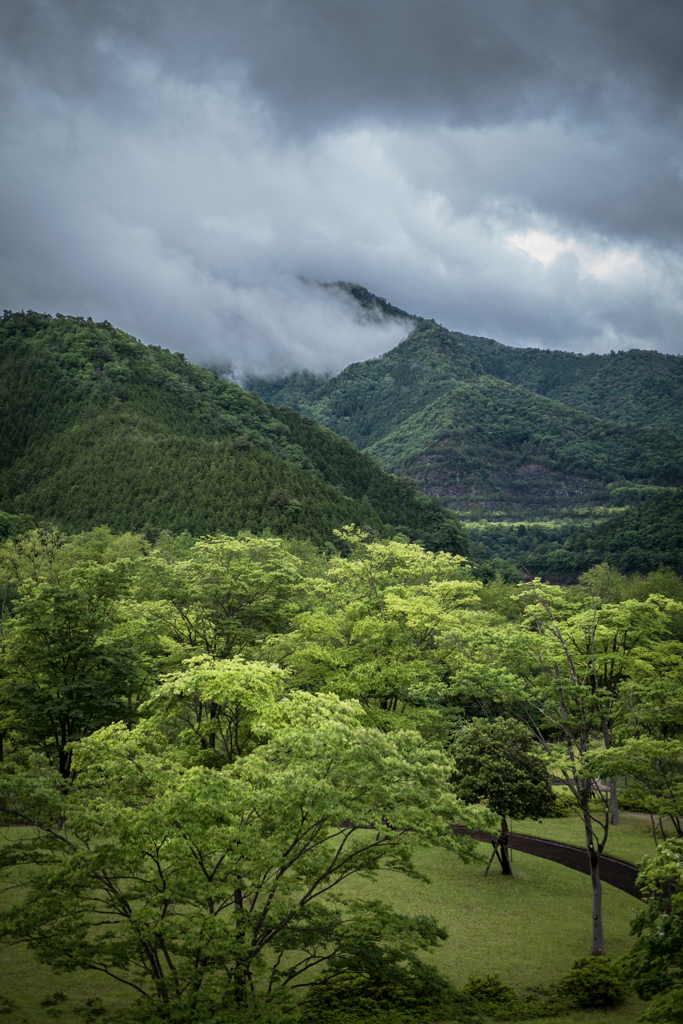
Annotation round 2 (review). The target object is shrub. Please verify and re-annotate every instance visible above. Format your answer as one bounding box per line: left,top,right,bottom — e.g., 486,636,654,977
463,975,518,1006
301,966,477,1024
462,975,522,1020
640,988,683,1023
462,975,568,1020
557,957,627,1008
618,787,652,813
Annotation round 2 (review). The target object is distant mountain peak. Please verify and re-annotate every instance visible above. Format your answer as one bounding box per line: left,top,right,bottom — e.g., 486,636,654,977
322,281,417,324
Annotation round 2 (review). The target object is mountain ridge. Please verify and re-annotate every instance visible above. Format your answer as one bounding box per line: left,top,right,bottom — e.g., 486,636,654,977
253,283,683,442
248,285,683,576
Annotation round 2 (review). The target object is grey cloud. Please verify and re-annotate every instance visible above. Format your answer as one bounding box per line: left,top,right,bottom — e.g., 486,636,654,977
1,0,682,368
3,0,683,130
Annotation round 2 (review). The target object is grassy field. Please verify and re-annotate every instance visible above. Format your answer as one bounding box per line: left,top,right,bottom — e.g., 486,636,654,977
347,844,639,988
0,816,652,1023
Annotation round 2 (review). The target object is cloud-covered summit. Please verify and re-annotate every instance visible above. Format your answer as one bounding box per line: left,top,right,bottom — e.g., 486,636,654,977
1,0,682,371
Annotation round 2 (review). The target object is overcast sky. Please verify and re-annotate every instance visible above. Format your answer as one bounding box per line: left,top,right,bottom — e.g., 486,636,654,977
2,0,682,375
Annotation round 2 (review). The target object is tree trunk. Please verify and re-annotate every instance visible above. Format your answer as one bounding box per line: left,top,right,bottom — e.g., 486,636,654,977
583,815,605,955
590,854,604,955
609,779,619,825
500,816,514,877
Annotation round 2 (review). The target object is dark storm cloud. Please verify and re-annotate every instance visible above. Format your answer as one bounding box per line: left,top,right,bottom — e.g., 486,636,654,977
4,0,683,127
1,0,682,367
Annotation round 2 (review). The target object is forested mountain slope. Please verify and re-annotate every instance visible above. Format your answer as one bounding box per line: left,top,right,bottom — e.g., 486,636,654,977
251,320,482,450
254,283,683,440
250,318,683,520
460,335,683,440
0,311,468,553
566,490,683,574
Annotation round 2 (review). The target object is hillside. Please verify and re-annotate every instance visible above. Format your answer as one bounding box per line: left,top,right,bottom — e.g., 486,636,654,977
251,320,482,450
249,318,683,521
254,284,683,440
0,311,468,553
461,335,683,440
566,489,683,574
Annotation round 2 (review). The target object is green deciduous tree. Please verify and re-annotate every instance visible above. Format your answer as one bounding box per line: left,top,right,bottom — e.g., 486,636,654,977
449,717,556,875
0,668,490,1023
451,582,682,954
137,535,303,667
0,558,149,777
625,838,683,1022
263,528,481,738
590,738,683,845
142,655,288,767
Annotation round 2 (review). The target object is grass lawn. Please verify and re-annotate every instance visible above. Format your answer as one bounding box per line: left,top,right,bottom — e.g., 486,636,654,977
350,845,639,989
0,818,651,1023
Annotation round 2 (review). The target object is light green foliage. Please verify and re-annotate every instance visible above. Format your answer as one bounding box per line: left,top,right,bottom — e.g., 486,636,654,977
0,677,490,1022
1,515,681,1000
626,838,683,1011
142,655,288,766
136,534,304,665
495,584,683,758
590,739,683,838
263,528,481,736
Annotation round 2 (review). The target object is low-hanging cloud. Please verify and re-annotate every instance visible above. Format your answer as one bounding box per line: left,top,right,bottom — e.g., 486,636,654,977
1,1,683,369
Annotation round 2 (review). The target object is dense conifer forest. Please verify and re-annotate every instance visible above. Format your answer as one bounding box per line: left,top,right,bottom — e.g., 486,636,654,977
0,310,467,554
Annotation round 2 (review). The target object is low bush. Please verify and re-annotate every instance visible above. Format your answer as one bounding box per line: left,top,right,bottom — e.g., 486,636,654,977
300,967,478,1024
462,975,519,1019
462,975,564,1020
640,988,683,1023
618,787,652,813
557,956,628,1008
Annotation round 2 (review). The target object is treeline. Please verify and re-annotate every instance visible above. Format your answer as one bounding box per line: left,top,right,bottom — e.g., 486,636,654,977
464,489,683,578
0,311,468,554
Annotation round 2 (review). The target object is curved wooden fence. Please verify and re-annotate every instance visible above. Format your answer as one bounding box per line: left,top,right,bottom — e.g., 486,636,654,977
451,826,643,900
